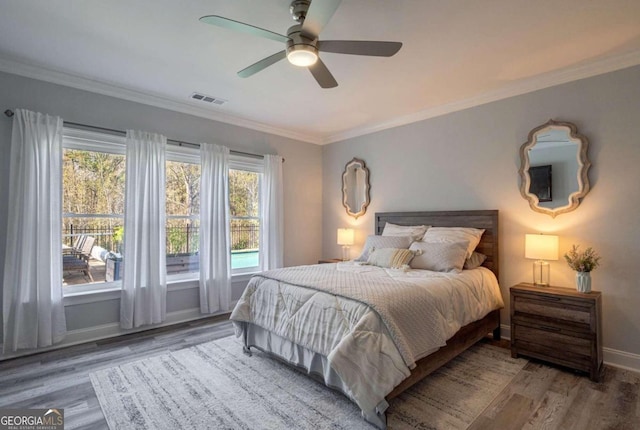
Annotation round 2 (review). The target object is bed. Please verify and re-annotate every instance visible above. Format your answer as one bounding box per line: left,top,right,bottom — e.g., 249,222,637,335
230,210,503,429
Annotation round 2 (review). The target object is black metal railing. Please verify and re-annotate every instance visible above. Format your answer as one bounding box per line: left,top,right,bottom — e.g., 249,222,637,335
166,224,198,256
63,223,259,254
230,221,260,251
64,225,120,251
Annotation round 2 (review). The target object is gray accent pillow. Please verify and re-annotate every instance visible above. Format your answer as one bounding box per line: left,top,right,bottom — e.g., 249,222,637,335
355,235,413,262
464,252,487,270
409,241,468,273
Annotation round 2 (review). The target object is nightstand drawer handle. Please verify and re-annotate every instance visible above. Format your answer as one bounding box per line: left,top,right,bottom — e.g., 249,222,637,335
539,325,562,332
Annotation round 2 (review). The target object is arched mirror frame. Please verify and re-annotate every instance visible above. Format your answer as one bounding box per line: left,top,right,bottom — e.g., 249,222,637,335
342,158,371,219
518,119,591,218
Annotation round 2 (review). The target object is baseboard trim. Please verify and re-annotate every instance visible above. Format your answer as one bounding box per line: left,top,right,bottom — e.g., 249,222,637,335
5,315,640,373
0,303,236,362
498,323,640,373
499,323,512,341
63,307,217,345
602,347,640,373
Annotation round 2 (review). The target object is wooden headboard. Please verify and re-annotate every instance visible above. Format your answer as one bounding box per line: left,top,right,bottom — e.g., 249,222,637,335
375,210,499,280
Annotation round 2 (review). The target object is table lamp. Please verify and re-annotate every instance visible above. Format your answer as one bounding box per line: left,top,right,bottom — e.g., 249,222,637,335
337,228,354,261
525,233,559,286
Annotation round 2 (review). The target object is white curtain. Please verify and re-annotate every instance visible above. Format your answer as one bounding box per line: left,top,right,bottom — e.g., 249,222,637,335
199,143,231,313
260,155,284,270
2,109,66,353
120,130,167,329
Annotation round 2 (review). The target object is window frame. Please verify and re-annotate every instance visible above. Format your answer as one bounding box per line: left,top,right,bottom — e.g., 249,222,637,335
61,128,266,298
165,147,201,281
229,155,264,275
62,128,127,296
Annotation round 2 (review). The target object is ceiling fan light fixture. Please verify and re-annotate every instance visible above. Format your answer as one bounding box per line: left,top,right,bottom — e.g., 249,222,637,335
200,0,403,88
286,44,318,67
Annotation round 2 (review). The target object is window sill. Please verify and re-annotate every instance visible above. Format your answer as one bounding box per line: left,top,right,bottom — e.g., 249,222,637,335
64,281,122,304
64,286,121,305
63,271,259,306
167,272,200,283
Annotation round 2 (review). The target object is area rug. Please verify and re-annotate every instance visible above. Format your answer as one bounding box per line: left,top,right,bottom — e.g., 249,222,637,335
90,336,526,430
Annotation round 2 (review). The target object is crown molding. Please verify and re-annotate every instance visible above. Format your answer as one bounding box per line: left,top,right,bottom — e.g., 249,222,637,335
322,49,640,144
0,56,323,145
2,50,639,147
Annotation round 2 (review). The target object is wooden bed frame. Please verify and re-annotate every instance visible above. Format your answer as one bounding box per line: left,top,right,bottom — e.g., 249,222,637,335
374,210,501,399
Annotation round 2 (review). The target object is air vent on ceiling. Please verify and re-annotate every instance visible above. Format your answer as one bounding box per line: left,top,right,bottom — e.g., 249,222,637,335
190,92,227,106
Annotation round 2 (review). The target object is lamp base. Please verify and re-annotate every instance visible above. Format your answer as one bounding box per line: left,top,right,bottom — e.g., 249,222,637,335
341,246,350,262
533,260,550,286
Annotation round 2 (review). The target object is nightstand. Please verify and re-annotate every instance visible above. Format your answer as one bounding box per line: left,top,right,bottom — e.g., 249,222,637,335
510,283,602,381
318,258,343,264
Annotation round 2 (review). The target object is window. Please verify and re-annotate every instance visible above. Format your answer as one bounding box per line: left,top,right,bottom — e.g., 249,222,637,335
62,129,126,289
229,157,263,273
61,128,264,294
166,159,200,276
164,154,262,277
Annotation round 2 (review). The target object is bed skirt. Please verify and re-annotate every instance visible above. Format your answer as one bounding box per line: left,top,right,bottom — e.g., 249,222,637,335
240,322,389,429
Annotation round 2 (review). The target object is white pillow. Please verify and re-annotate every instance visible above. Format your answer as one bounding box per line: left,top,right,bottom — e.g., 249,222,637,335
382,223,429,241
421,227,485,258
355,235,413,262
409,241,468,273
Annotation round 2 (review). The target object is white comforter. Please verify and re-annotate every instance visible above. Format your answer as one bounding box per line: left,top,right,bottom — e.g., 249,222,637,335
230,262,503,427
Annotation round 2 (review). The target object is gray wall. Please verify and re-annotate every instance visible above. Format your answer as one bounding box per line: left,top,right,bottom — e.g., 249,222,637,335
322,65,640,356
0,71,323,339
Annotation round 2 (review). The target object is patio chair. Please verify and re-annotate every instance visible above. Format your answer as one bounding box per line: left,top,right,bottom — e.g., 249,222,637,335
63,234,86,255
63,236,95,282
68,236,94,259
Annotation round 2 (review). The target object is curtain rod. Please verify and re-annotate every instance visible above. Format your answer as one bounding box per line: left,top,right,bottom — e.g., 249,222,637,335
4,109,283,162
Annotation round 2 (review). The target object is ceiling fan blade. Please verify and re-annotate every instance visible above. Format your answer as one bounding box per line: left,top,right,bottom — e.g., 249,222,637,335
309,58,338,88
200,15,290,43
238,50,287,78
301,0,342,39
318,40,402,57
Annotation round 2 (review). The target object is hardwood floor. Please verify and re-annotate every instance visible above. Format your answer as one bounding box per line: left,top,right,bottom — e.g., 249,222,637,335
0,315,234,429
1,318,638,429
472,340,640,430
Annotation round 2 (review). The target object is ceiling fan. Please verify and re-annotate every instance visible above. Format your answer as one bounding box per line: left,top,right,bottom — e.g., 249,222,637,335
200,0,402,89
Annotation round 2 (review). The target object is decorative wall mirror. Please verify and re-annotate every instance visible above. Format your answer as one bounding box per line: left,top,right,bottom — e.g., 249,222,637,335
342,158,371,219
519,119,591,218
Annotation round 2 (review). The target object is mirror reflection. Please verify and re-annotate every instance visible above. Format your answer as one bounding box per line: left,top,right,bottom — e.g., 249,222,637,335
519,120,591,218
342,158,370,219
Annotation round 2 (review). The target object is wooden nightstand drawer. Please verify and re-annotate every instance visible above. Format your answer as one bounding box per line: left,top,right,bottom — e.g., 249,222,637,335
512,312,591,335
513,325,591,355
512,295,592,325
510,283,602,381
513,342,592,373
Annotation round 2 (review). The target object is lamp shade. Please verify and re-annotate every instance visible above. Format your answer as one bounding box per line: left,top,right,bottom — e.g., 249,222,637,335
337,228,354,246
525,234,559,260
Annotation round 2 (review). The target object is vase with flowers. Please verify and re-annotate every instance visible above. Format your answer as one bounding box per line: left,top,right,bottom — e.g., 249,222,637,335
564,245,601,293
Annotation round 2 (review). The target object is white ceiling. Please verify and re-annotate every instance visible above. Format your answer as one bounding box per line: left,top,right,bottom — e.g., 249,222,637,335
1,0,639,144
